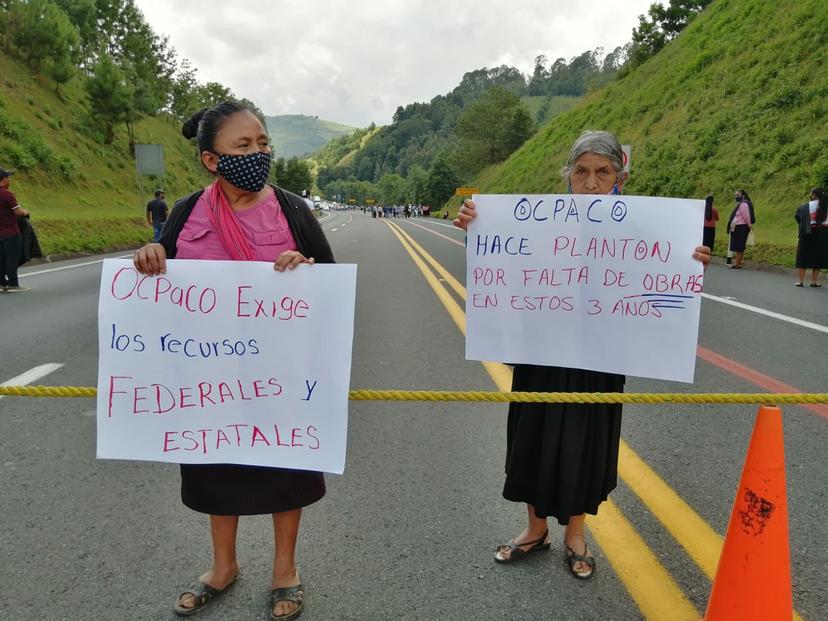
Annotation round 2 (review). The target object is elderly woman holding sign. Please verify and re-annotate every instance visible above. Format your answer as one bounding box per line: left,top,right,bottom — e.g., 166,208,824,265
454,130,710,579
133,101,333,620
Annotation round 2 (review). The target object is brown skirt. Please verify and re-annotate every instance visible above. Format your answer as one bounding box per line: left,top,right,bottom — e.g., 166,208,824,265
181,463,325,515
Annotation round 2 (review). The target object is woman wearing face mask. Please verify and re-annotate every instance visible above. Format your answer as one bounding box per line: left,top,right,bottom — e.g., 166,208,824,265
454,130,710,580
727,189,754,269
133,101,333,620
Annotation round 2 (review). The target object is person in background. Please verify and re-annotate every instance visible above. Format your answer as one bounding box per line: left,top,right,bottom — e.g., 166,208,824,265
146,189,168,242
703,195,719,251
727,189,753,269
133,101,333,620
0,167,31,292
454,130,711,581
794,186,828,287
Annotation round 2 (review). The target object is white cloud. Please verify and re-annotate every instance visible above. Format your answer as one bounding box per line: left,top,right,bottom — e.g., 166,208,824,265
135,0,653,126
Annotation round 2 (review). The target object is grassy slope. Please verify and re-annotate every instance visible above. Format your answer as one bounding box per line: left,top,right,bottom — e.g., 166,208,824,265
448,0,828,264
0,51,210,255
520,95,579,124
265,114,355,158
335,126,382,167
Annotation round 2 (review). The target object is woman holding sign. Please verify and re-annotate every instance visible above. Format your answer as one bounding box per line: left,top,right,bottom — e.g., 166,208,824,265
454,130,710,580
133,101,333,620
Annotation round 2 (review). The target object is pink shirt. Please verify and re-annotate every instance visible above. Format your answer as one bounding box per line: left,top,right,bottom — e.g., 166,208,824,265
731,201,752,228
175,189,298,261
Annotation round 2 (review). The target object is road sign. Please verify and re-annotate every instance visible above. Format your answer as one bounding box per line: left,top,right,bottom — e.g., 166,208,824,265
455,187,480,196
366,198,376,205
621,144,631,175
134,144,165,176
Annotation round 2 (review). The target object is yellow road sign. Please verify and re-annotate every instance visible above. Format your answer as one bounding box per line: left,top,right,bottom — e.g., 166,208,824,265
454,187,480,195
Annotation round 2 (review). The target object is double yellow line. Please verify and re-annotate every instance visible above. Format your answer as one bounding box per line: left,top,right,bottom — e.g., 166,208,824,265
384,220,802,621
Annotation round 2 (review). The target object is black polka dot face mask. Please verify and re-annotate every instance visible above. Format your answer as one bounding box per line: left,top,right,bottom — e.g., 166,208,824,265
215,150,273,193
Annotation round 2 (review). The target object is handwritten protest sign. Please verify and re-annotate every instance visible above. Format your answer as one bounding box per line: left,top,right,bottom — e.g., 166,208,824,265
466,194,704,383
97,259,357,474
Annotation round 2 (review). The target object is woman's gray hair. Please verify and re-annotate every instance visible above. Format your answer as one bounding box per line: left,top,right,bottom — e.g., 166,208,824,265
561,130,627,180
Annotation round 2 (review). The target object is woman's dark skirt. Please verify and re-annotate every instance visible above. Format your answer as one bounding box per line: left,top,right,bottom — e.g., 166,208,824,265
503,364,624,525
796,227,828,269
181,464,325,515
729,224,750,252
703,226,716,251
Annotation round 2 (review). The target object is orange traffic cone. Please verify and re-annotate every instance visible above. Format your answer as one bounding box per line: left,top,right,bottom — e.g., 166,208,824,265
704,405,792,620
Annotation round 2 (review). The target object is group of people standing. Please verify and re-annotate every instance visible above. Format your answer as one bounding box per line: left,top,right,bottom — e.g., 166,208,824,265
700,189,755,270
701,187,827,286
369,204,424,218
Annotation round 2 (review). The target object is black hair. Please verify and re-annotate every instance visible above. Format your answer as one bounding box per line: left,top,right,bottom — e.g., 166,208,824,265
704,195,713,221
181,101,264,154
812,186,827,224
154,190,163,197
736,188,751,203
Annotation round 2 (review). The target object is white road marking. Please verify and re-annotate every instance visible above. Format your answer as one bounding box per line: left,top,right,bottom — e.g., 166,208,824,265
0,363,64,400
701,293,828,335
20,255,132,278
411,216,828,336
413,219,463,231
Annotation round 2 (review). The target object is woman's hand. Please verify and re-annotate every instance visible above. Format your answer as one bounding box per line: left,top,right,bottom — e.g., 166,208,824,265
453,199,477,231
133,243,167,275
274,250,314,272
693,245,711,272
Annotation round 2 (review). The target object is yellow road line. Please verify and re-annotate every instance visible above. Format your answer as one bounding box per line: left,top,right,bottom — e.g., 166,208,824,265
589,500,698,620
385,220,699,619
618,444,806,621
388,219,807,621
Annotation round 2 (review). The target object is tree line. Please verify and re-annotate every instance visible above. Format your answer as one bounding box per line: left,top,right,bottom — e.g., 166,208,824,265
316,0,713,209
0,0,257,148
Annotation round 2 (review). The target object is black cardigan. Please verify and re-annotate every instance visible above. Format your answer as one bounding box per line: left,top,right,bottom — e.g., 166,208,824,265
158,184,335,264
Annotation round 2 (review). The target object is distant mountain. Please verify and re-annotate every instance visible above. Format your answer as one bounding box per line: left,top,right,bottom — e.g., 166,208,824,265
265,114,356,158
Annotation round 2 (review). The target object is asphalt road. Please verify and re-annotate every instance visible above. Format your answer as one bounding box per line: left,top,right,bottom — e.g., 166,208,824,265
1,209,825,620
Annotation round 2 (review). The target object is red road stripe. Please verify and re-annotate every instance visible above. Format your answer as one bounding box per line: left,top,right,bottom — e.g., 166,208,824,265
697,346,828,419
405,218,826,419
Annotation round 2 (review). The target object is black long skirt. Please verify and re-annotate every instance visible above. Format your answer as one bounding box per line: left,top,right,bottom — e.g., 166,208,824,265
503,365,624,525
729,225,750,252
796,227,828,269
181,464,325,516
702,226,716,251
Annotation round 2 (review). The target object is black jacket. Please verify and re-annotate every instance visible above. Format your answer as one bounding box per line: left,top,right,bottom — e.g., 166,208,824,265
158,185,334,263
18,216,43,266
795,202,812,237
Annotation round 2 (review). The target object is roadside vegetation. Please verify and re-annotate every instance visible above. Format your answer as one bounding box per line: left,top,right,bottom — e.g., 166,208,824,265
441,0,827,265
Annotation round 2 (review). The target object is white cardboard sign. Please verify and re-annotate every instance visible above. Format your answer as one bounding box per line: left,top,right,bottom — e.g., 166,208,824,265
465,194,704,383
96,259,357,474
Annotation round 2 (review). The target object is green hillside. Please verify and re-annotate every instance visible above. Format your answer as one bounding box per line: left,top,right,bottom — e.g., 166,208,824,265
520,95,579,125
265,114,355,158
452,0,827,264
0,50,210,255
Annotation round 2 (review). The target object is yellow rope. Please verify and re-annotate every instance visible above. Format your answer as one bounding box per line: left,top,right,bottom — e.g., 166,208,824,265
2,385,828,404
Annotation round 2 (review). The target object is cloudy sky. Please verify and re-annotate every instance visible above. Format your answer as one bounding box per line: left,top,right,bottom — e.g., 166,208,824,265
134,0,653,127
